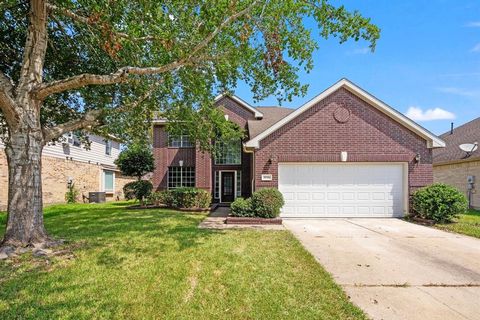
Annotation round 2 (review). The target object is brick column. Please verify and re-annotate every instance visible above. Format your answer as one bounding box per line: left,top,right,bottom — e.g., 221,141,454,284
195,148,212,192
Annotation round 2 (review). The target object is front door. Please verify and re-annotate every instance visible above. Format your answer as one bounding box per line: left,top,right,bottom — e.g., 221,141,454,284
221,172,235,203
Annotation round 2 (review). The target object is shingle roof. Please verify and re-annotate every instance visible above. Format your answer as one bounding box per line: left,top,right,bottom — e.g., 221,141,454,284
433,117,480,164
248,107,295,139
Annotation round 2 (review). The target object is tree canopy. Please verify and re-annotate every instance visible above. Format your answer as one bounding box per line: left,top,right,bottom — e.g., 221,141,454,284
0,0,380,149
115,144,155,180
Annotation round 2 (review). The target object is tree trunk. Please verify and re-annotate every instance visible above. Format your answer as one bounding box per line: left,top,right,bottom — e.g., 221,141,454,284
1,124,49,248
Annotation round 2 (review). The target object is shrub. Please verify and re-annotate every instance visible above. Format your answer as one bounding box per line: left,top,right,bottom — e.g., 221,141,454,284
123,180,153,204
412,183,468,223
251,188,285,218
170,187,211,208
115,144,155,180
65,183,79,203
148,191,173,206
230,197,254,217
123,182,136,200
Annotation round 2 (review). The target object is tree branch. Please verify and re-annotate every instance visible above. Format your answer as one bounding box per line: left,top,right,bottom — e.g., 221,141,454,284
17,0,48,92
0,71,19,128
43,109,102,142
42,79,162,142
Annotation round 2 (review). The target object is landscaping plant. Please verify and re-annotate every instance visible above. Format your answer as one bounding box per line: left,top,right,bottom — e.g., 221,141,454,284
123,181,153,205
412,183,468,223
64,183,79,204
251,188,285,218
231,198,254,217
170,188,211,209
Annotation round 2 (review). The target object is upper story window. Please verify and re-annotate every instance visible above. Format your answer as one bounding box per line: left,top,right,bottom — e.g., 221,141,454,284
215,139,241,165
168,134,193,148
105,139,112,155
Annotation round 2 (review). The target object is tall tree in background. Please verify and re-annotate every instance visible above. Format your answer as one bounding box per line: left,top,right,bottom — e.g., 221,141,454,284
0,0,379,249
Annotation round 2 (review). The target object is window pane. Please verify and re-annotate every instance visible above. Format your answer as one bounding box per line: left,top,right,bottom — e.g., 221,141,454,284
168,134,193,148
104,171,114,192
168,166,195,189
214,171,220,199
236,171,241,197
105,140,112,155
215,140,241,165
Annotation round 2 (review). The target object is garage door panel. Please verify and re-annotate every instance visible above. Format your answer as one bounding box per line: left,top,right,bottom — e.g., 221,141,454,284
279,163,405,218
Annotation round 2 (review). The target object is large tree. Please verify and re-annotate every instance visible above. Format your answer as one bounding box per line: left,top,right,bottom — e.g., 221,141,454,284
0,0,379,249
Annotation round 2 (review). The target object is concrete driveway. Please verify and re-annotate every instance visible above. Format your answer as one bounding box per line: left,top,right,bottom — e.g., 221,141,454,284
284,218,480,320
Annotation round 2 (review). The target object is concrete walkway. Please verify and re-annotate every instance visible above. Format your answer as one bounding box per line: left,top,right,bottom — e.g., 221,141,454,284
284,218,480,320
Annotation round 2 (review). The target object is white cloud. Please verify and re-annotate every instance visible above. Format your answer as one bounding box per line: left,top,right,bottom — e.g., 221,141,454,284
405,107,456,121
437,87,478,97
347,47,370,55
466,21,480,27
471,43,480,52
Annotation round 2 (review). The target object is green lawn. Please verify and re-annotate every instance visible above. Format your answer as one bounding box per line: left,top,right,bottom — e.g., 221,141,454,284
435,209,480,239
0,203,365,319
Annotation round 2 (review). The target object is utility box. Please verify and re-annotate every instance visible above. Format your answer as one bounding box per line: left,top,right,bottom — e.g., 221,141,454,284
89,192,106,203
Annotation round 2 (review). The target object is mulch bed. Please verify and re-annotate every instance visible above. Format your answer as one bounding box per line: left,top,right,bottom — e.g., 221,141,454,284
410,216,436,226
226,217,283,225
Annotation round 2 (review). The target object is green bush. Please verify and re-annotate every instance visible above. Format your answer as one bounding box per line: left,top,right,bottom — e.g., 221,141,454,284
148,191,173,206
123,180,153,204
251,188,285,218
123,182,136,200
230,197,254,217
65,183,79,203
170,188,211,208
412,183,468,223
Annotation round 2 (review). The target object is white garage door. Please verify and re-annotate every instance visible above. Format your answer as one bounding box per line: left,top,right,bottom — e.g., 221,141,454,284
278,163,405,218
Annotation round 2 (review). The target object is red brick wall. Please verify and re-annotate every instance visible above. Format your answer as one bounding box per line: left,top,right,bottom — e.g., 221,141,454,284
254,88,433,197
152,96,256,194
152,125,196,190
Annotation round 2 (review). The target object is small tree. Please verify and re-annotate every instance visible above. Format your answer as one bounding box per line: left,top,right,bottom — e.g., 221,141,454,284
115,144,154,180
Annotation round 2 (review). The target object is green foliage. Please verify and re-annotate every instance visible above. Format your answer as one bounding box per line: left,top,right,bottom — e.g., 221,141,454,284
115,144,154,180
251,188,285,218
412,183,468,223
169,188,211,209
64,183,79,204
231,197,254,217
1,1,380,147
148,191,173,206
123,180,153,203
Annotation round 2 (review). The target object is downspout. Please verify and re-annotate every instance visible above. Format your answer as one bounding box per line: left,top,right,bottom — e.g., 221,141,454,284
243,144,255,194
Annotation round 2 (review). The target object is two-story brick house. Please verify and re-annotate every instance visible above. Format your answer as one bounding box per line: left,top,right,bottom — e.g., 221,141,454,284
152,79,445,218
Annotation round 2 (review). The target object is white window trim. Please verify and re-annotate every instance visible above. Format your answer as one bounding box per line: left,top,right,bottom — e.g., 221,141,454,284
219,170,237,203
167,133,193,148
167,166,195,189
244,78,445,149
102,170,115,194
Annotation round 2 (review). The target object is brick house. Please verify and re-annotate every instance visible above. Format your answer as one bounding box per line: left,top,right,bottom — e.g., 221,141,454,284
152,79,445,218
433,117,480,209
0,133,135,210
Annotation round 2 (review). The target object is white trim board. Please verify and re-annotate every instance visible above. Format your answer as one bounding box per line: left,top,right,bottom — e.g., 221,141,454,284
244,78,445,149
215,94,263,118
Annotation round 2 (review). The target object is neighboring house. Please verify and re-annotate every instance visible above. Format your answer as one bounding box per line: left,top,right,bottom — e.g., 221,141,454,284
152,79,445,218
433,117,480,209
0,133,135,210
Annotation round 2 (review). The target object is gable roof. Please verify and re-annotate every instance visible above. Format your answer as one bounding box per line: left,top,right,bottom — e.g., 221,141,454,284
214,94,264,118
248,107,295,139
244,78,445,149
433,117,480,164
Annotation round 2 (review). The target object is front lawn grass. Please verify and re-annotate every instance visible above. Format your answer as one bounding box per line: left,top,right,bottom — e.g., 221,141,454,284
0,202,365,319
435,209,480,239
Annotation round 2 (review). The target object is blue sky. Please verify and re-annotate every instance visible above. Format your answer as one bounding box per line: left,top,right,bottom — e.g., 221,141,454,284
234,0,480,135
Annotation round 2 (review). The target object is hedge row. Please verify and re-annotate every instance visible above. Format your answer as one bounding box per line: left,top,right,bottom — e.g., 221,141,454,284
148,187,211,209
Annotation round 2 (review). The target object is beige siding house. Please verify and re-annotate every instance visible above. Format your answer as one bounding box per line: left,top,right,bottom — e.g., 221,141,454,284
433,118,480,209
0,134,135,210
